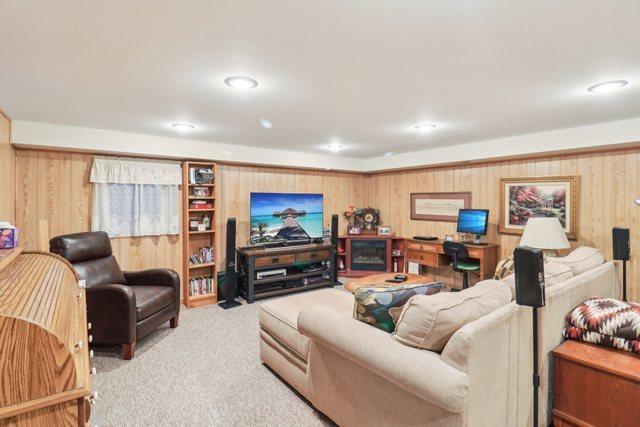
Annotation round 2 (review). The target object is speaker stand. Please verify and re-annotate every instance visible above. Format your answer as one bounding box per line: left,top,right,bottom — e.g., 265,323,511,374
622,259,627,302
218,300,242,310
531,306,539,427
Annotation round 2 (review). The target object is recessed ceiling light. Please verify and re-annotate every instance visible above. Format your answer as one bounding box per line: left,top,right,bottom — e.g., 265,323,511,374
224,76,258,90
327,144,344,152
587,80,629,93
413,123,437,131
171,123,195,131
384,151,394,157
259,118,273,129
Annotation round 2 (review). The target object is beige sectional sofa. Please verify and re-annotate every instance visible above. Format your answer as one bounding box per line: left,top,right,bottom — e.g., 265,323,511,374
259,258,619,426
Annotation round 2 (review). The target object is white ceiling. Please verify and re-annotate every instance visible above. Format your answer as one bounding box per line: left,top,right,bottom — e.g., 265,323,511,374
1,0,640,159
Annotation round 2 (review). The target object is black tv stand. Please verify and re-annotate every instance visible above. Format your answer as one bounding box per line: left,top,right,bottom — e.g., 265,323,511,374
237,242,337,303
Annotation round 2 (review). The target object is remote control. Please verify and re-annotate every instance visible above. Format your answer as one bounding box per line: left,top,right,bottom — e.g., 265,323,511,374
385,278,404,283
394,274,408,281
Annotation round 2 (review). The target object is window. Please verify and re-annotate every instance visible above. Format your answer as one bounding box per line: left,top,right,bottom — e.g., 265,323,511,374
90,157,181,237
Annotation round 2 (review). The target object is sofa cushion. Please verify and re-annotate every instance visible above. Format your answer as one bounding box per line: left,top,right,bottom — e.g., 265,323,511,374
259,288,353,361
353,282,443,332
392,280,511,351
551,246,605,275
503,260,574,298
131,285,175,320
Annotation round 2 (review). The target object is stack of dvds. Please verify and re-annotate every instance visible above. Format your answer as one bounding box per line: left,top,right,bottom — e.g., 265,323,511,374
188,276,213,296
189,247,214,266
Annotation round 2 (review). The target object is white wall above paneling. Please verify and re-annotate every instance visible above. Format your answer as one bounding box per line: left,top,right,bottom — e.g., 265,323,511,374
11,118,640,173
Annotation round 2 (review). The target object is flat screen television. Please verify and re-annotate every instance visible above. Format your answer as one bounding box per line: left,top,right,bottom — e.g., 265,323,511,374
250,192,324,245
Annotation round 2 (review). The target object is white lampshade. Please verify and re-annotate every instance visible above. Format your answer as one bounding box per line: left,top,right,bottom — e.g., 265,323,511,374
519,217,570,250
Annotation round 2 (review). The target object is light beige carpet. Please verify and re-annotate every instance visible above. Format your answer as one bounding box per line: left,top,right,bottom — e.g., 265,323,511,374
91,299,333,426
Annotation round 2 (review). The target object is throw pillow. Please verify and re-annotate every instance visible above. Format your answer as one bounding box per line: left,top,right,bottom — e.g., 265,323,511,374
494,255,515,280
563,297,640,355
353,282,444,332
551,246,605,275
503,260,573,299
392,280,511,351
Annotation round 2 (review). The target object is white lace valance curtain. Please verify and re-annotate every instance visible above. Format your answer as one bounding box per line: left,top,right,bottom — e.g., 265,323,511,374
90,156,182,185
90,157,181,238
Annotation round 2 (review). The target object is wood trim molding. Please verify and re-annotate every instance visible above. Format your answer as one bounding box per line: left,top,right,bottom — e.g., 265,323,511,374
0,388,90,420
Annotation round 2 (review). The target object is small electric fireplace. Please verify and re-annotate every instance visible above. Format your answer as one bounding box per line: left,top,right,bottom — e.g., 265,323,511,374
350,239,388,272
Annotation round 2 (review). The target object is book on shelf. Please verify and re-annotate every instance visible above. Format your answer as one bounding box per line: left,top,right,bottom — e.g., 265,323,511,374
188,276,214,296
189,247,214,266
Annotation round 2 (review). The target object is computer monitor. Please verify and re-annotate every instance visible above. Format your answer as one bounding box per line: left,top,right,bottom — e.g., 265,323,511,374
456,209,489,244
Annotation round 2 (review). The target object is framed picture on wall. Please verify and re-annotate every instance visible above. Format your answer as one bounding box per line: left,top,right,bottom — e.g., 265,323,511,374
499,175,578,239
410,192,472,222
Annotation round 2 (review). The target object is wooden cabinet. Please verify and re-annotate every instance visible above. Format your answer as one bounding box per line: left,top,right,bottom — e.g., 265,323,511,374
238,243,337,302
0,249,93,426
552,340,640,426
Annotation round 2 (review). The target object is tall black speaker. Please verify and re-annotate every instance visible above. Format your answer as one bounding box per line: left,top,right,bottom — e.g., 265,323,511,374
330,214,339,285
612,227,630,301
514,246,545,427
514,246,545,308
613,227,630,261
219,218,241,309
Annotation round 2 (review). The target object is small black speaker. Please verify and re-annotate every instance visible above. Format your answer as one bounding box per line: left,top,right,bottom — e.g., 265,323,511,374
612,227,630,261
219,218,241,309
514,246,545,308
330,214,339,285
331,214,339,246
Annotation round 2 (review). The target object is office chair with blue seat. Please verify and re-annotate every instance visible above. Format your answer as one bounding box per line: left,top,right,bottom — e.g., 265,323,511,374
443,241,480,290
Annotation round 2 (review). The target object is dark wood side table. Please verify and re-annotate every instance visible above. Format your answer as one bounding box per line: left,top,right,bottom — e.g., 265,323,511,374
552,340,640,426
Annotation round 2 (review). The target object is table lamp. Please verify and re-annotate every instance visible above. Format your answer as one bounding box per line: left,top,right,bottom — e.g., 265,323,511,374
519,217,570,256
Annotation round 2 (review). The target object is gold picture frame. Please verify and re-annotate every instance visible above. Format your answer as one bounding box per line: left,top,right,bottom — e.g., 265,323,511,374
499,175,578,239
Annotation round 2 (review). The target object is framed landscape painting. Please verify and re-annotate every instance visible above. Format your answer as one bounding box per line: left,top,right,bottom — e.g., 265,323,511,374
499,176,578,239
410,192,472,222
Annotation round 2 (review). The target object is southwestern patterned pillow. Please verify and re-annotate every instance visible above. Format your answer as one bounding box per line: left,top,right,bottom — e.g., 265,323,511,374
563,297,640,355
353,282,443,332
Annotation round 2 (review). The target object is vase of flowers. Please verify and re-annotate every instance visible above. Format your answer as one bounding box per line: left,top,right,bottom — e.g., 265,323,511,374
343,206,355,227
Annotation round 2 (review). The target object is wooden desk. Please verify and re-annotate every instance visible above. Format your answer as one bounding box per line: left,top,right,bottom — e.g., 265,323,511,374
552,340,640,426
404,239,499,281
238,242,337,303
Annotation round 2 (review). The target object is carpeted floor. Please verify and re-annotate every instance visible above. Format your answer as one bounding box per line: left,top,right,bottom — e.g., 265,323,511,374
91,297,334,426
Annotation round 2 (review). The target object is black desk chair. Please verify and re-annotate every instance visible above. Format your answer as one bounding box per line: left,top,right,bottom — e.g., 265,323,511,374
443,241,480,290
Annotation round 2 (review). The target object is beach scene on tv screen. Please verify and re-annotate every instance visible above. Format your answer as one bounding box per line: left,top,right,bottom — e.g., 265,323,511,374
250,192,324,244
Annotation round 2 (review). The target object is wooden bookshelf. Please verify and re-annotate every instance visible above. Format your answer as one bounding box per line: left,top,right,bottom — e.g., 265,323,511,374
182,161,217,308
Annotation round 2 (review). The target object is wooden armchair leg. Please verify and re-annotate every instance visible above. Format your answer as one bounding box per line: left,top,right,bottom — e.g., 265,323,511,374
122,342,136,360
170,315,179,328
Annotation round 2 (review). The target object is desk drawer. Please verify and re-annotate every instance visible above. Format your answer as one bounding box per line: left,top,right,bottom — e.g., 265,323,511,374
296,250,330,263
406,242,437,252
406,250,437,266
255,254,295,268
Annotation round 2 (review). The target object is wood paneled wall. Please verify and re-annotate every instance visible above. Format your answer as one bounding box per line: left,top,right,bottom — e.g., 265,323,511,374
13,146,638,300
0,111,15,223
15,150,183,284
364,150,639,301
215,163,367,264
14,150,368,291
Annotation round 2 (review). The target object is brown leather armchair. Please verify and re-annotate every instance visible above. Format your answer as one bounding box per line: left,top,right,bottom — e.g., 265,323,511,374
50,231,180,359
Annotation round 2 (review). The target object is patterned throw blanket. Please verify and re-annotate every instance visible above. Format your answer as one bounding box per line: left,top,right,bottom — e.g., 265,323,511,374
563,297,640,355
